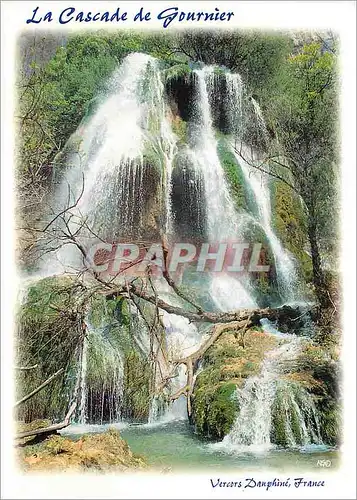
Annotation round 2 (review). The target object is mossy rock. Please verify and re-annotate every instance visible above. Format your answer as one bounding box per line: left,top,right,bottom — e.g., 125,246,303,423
216,138,252,212
141,141,164,173
294,344,341,446
271,381,305,447
191,329,280,439
123,350,152,422
241,222,280,306
171,115,188,144
192,381,238,439
16,276,83,423
18,429,146,472
271,179,312,282
17,277,154,425
319,402,340,446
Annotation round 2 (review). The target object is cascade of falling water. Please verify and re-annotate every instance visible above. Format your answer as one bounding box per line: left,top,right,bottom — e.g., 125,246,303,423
78,336,88,424
148,69,258,424
225,72,244,140
224,73,299,302
39,53,176,277
31,57,309,431
191,68,239,241
77,320,125,424
148,279,203,423
37,53,176,424
250,97,270,144
234,147,298,302
191,68,257,310
215,335,322,452
245,161,297,297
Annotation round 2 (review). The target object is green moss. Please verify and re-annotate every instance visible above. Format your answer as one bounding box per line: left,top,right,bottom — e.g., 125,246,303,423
171,116,188,144
88,295,130,330
142,142,163,173
271,387,289,447
16,276,82,422
271,382,303,447
191,329,280,439
216,138,253,212
241,222,279,306
271,179,312,281
192,381,238,439
213,66,226,76
320,403,340,445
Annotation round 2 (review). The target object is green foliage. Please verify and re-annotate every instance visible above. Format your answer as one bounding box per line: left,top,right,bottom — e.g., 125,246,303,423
216,138,251,211
271,179,312,282
166,31,293,96
266,42,339,274
163,63,191,83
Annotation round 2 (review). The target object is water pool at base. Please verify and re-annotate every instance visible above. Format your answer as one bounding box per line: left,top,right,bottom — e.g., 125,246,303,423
61,420,338,472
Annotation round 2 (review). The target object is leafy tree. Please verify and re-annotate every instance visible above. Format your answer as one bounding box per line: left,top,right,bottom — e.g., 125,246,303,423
251,42,338,317
165,31,293,93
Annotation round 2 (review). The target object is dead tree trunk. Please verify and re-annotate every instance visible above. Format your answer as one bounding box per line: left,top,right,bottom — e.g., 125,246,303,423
15,402,77,440
14,368,64,408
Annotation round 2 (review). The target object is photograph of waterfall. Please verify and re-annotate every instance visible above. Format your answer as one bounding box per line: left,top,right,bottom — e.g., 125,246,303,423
2,1,355,498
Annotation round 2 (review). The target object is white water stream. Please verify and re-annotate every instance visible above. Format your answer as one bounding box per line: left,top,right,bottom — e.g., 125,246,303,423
214,334,322,453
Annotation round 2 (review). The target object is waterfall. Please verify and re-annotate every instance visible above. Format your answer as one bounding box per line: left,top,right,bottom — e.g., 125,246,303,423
225,72,244,139
39,52,176,275
190,68,257,310
222,72,299,303
28,54,312,430
210,274,257,310
77,321,125,424
164,312,200,420
216,335,322,452
223,364,276,452
78,336,88,424
191,68,240,241
148,280,202,423
250,97,270,144
234,147,298,302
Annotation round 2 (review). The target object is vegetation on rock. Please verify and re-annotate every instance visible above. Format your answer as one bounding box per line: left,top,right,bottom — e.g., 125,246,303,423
17,429,146,472
192,328,279,439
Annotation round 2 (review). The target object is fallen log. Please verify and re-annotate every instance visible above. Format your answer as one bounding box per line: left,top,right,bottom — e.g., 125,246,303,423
15,402,76,440
14,368,64,408
106,283,306,325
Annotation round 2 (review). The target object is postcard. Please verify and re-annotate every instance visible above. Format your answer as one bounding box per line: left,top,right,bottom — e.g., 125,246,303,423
1,1,356,498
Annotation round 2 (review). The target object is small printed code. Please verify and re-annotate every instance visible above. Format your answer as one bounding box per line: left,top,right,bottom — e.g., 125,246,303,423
316,459,332,467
